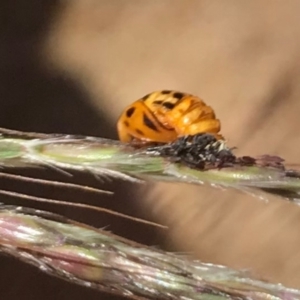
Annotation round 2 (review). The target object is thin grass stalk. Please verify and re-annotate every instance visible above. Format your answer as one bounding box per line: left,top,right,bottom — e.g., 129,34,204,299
0,129,299,201
0,205,299,300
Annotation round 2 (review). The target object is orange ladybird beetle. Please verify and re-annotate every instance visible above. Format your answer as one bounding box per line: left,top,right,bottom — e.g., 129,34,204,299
117,90,223,143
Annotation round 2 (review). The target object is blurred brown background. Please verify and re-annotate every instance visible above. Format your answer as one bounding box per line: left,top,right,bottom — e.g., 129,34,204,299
2,1,300,299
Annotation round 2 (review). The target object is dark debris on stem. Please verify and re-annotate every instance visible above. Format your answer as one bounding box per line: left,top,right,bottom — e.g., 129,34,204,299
145,133,288,172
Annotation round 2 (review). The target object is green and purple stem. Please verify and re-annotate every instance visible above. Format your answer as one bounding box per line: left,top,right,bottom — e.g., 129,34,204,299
0,206,299,300
0,128,299,201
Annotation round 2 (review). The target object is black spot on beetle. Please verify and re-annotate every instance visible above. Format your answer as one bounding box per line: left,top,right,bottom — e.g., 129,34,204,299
136,129,144,135
161,90,172,94
126,107,135,118
153,100,163,105
143,113,159,131
142,94,150,101
173,92,184,100
162,102,175,110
